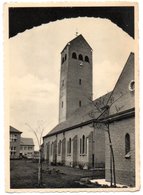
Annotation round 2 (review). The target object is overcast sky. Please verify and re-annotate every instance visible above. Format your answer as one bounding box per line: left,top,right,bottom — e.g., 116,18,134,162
9,17,134,150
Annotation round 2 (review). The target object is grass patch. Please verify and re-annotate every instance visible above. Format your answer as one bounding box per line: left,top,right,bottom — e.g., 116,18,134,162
10,160,105,188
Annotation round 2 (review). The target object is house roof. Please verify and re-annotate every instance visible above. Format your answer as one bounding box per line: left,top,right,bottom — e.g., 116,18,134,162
44,92,111,138
20,137,34,146
10,126,22,134
61,34,92,53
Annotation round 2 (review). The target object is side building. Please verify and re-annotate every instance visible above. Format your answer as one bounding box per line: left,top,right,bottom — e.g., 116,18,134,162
10,126,22,159
20,138,34,159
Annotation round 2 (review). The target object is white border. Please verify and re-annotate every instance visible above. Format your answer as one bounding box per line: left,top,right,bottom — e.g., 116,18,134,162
1,0,142,194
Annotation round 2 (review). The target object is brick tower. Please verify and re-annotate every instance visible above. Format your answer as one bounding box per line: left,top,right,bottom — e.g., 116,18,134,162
59,34,93,123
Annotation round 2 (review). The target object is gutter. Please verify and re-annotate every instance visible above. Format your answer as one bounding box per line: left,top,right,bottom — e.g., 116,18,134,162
43,108,135,139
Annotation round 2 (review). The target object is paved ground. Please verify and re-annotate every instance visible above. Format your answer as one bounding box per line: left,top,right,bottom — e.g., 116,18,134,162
10,159,105,188
90,179,128,188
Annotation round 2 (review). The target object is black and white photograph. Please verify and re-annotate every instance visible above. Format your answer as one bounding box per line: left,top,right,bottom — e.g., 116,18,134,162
5,2,139,192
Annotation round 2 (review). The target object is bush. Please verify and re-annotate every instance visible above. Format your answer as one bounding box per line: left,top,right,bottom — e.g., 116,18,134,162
57,162,64,166
51,162,57,166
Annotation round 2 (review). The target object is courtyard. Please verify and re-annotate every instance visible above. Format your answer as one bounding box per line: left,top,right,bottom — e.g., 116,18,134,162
10,159,105,188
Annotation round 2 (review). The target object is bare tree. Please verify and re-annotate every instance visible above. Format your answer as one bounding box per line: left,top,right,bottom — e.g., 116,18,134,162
25,121,45,187
81,89,126,187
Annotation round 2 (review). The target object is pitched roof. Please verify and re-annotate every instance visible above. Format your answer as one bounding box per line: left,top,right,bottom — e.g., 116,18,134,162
44,92,111,138
61,34,92,53
20,137,34,146
10,126,22,134
109,52,134,115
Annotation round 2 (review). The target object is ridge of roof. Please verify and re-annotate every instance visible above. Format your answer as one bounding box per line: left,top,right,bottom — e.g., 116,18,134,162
61,34,92,53
10,126,22,134
20,137,34,146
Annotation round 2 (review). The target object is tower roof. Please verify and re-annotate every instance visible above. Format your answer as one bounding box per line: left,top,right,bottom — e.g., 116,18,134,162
61,34,92,53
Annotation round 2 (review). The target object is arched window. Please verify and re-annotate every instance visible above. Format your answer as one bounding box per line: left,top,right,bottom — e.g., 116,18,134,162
85,137,88,154
80,138,82,154
79,100,81,107
79,54,83,61
125,133,130,155
85,56,89,62
51,142,53,155
58,140,62,155
69,138,71,154
72,52,77,59
82,135,85,154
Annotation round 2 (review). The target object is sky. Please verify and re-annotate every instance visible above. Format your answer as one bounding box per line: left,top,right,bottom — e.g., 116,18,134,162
9,17,134,150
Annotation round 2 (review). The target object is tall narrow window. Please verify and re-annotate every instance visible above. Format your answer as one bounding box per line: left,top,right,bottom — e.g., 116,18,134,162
72,52,77,59
85,137,88,154
58,140,62,155
51,142,53,155
82,135,85,154
67,138,71,155
69,138,71,154
79,79,81,85
65,54,67,61
79,54,83,61
67,141,69,155
80,138,82,154
79,100,81,107
62,101,63,108
125,133,130,155
85,56,89,62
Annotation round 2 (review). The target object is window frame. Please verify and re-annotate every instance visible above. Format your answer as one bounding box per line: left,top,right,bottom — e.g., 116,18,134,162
78,54,83,61
72,52,77,59
125,133,131,159
85,56,89,63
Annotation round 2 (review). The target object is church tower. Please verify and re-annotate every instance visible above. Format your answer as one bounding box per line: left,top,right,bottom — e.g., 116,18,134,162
59,34,93,123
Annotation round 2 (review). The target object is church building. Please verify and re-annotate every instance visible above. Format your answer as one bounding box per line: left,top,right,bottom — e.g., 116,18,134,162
43,35,135,186
43,35,106,169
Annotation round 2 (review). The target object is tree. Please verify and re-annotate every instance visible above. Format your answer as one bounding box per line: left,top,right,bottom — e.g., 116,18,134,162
25,121,45,187
83,90,125,187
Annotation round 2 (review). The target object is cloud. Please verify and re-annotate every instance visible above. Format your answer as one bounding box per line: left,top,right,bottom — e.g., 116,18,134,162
10,74,58,102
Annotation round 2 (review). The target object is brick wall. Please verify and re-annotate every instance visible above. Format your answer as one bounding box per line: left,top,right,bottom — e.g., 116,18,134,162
105,117,135,186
